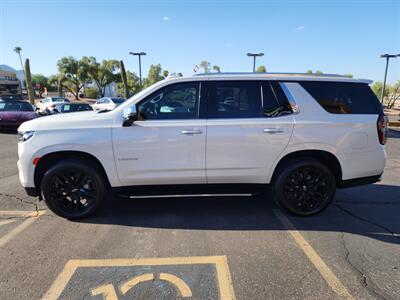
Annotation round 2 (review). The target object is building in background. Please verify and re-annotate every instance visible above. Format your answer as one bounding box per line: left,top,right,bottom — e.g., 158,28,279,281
0,70,22,97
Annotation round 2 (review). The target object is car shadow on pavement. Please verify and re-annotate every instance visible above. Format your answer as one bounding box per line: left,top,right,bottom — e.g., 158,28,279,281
77,183,400,245
388,128,400,138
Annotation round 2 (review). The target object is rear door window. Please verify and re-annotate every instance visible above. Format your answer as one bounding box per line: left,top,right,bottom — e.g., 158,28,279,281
299,81,383,114
205,81,263,118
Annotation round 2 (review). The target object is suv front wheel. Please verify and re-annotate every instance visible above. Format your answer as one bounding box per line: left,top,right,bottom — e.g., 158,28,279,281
41,159,106,219
272,158,336,216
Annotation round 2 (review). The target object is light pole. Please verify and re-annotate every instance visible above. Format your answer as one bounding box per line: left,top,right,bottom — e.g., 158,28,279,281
380,53,399,104
247,53,264,72
129,51,146,87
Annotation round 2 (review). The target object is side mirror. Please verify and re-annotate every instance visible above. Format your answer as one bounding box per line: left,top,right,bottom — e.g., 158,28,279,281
123,105,138,127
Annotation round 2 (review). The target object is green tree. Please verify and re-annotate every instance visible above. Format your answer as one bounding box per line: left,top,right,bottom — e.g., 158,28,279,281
13,46,25,77
213,65,221,73
371,82,389,101
256,65,267,73
117,71,140,97
57,56,91,99
31,74,49,97
344,73,353,78
83,56,120,97
315,70,323,75
306,70,313,74
163,70,169,78
199,61,211,73
387,81,400,109
144,64,165,87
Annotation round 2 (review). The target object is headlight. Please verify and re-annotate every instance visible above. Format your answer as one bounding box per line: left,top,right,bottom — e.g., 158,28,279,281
18,131,35,142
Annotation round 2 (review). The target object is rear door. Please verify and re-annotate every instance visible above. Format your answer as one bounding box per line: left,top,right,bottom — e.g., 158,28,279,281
204,80,294,184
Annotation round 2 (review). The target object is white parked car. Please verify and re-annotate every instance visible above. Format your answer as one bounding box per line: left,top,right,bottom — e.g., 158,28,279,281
91,97,126,111
36,97,70,114
17,73,387,219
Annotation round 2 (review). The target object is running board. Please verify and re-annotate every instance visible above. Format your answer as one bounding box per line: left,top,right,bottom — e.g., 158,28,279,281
118,193,255,199
112,183,268,199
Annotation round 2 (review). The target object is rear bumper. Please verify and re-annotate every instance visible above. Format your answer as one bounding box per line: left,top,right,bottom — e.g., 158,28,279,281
338,174,382,189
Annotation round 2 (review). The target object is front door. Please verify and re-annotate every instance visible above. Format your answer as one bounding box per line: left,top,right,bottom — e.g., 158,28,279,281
204,80,295,184
112,82,206,186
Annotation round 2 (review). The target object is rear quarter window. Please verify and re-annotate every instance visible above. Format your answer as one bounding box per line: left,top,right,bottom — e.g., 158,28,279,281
299,81,383,114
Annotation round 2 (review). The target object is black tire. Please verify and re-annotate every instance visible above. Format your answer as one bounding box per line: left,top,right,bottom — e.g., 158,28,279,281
272,158,336,216
41,159,106,219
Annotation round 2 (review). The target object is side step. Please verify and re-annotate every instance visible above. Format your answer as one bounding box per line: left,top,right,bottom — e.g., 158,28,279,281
119,193,255,199
112,183,268,199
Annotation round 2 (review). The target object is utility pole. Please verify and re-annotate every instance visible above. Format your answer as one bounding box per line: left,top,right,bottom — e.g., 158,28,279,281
129,52,146,87
247,53,264,72
380,54,399,104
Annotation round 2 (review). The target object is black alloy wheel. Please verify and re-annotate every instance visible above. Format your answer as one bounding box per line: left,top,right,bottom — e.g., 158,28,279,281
41,160,106,219
273,159,336,216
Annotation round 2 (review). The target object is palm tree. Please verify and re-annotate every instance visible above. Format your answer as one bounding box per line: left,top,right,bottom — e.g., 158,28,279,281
13,46,25,76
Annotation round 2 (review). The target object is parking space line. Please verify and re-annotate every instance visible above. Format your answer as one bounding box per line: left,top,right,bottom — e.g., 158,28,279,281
43,256,236,300
0,210,45,248
273,209,354,300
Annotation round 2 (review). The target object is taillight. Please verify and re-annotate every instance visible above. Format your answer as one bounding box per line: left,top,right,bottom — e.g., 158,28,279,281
50,104,56,108
377,114,388,145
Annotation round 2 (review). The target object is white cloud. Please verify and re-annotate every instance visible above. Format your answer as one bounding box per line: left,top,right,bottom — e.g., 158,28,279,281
163,16,171,21
297,26,305,31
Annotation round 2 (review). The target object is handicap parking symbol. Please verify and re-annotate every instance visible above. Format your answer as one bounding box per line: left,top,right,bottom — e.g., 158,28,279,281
43,256,235,300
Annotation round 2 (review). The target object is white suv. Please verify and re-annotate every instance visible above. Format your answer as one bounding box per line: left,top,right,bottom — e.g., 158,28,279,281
17,73,387,219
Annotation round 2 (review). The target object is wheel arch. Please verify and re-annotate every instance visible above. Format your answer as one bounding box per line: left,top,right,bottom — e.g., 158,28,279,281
271,149,343,184
34,151,111,196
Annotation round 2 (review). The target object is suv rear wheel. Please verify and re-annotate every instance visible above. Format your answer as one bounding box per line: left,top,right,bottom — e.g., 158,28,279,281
272,158,336,216
41,159,106,219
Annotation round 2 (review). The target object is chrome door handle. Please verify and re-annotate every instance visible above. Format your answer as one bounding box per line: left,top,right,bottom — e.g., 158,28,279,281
264,128,285,134
181,129,202,135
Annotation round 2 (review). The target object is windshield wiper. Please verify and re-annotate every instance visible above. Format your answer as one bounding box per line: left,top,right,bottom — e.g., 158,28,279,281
97,109,111,113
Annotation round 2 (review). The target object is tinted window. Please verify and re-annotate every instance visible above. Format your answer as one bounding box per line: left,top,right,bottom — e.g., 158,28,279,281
262,81,293,117
138,82,199,120
61,104,92,112
300,81,383,114
0,101,33,112
206,81,262,118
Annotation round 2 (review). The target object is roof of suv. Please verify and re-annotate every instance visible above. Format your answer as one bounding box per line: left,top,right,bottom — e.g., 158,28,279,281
174,72,372,84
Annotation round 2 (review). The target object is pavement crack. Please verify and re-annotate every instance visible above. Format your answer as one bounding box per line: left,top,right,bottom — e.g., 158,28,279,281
333,203,400,241
339,231,387,299
0,192,41,215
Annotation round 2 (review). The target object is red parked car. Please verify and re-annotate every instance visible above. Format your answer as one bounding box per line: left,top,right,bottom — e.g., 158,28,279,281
0,100,37,131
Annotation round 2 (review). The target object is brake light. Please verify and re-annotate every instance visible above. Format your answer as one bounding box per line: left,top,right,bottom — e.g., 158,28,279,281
377,114,388,145
50,104,56,108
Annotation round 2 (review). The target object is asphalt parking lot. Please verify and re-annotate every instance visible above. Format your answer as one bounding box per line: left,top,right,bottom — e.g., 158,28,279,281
0,130,399,300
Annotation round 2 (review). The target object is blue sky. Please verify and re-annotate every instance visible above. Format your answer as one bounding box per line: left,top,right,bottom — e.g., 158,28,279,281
1,0,399,83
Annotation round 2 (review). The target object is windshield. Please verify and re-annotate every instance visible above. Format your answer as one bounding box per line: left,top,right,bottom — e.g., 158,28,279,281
0,101,34,112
